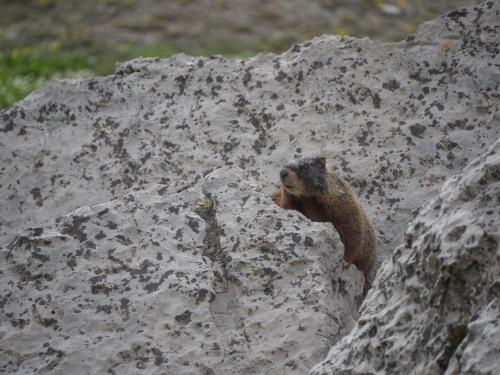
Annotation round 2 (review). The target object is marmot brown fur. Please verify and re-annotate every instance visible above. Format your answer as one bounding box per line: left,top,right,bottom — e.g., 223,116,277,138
271,156,376,281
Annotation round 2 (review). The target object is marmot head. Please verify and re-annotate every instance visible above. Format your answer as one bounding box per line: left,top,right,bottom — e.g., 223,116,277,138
279,156,329,197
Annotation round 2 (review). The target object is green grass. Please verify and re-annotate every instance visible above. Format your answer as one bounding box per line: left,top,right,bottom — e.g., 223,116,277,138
0,47,93,109
0,44,259,110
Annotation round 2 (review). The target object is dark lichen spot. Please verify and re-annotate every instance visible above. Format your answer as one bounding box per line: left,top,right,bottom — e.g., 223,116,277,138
175,75,188,95
175,310,192,325
174,228,183,240
304,236,314,247
67,259,77,270
96,305,113,314
382,79,400,91
195,288,209,304
144,270,174,292
29,227,44,237
291,233,301,244
95,231,107,240
242,71,253,87
114,235,132,245
275,70,288,82
1,119,15,132
30,187,43,207
357,130,371,146
151,347,166,366
10,318,29,329
61,215,90,243
446,225,466,241
105,221,118,230
409,124,427,138
168,205,180,214
97,208,109,219
447,8,468,19
311,61,324,70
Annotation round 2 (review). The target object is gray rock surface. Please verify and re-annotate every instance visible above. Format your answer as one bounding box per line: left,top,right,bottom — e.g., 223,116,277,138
309,137,500,375
1,2,499,260
1,1,500,374
1,167,362,374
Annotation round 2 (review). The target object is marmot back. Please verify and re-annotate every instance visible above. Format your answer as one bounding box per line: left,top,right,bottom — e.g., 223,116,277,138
271,156,376,281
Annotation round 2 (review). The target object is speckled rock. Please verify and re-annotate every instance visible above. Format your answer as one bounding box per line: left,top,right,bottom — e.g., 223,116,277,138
0,167,363,374
1,1,500,374
309,138,500,374
1,1,499,259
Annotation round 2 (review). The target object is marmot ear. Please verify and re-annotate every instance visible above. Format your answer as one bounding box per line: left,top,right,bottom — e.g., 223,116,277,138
316,157,326,169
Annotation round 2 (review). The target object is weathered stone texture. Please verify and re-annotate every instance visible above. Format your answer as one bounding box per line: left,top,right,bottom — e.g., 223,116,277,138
1,2,499,257
1,1,499,374
1,168,362,374
309,137,500,375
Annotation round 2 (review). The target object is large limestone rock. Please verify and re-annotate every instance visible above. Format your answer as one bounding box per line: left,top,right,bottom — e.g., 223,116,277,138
1,2,499,258
1,167,362,374
1,1,499,374
309,138,500,375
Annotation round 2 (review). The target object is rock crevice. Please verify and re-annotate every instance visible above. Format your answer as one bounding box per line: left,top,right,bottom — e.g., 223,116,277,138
310,139,500,375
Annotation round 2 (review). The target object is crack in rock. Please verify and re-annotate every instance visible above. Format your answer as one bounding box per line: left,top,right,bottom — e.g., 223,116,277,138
196,190,250,358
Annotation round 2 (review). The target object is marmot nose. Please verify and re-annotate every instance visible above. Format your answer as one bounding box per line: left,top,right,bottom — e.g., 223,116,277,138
280,169,289,180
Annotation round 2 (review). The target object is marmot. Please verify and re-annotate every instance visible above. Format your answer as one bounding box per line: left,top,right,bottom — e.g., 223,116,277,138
271,156,376,281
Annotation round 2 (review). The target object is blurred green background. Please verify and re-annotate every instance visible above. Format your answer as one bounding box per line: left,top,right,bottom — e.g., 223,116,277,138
0,0,479,109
